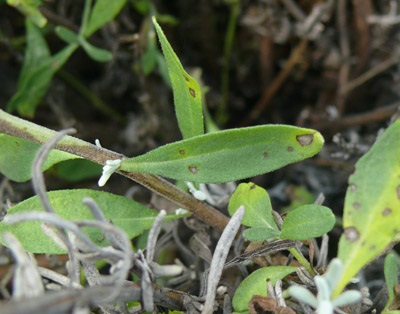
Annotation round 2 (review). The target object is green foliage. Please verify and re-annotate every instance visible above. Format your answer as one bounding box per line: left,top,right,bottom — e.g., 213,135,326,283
0,134,79,182
232,266,298,313
0,189,187,254
7,0,127,117
121,125,324,183
153,17,204,139
228,183,334,242
7,21,77,117
335,119,400,295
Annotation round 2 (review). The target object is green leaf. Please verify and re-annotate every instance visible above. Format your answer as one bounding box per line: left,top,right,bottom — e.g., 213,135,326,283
83,0,127,37
242,226,280,241
0,189,186,254
228,183,278,230
55,26,79,44
79,37,112,62
335,119,400,296
383,254,399,313
153,17,204,139
7,0,47,27
7,21,77,117
0,134,79,182
232,266,298,312
121,125,324,183
280,204,335,240
55,159,102,182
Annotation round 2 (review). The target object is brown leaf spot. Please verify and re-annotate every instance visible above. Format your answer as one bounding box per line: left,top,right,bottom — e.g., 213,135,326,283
188,165,197,174
179,149,186,155
344,226,360,242
250,183,256,190
296,134,314,146
263,152,269,158
349,184,357,192
287,146,294,152
353,202,361,210
397,185,400,200
183,75,189,82
382,208,392,217
189,88,196,98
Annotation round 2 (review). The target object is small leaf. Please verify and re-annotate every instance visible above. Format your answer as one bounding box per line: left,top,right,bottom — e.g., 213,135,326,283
153,17,204,139
7,0,47,27
228,183,278,231
79,37,112,62
0,189,187,254
243,226,280,241
280,204,335,241
232,266,298,312
0,134,79,182
383,254,399,312
83,0,127,36
55,26,79,44
335,119,400,296
121,125,324,183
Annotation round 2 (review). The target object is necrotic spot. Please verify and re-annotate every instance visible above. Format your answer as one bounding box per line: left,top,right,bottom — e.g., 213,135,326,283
296,134,314,146
183,75,189,82
188,166,197,174
397,185,400,200
287,146,294,152
189,88,196,98
179,149,185,155
349,184,357,192
382,208,392,216
263,152,269,158
353,202,361,210
344,226,360,242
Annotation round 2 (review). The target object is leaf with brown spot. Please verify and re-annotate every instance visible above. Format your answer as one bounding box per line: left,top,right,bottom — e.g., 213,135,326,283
336,119,400,296
121,125,324,183
153,18,204,139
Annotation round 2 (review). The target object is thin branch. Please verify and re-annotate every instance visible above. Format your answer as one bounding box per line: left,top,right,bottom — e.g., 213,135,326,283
0,109,230,232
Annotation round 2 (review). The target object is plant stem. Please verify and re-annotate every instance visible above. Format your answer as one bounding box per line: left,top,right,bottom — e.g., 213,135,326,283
0,110,230,232
288,247,315,276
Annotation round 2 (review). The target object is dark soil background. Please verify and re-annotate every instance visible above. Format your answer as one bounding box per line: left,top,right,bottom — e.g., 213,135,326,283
1,0,400,313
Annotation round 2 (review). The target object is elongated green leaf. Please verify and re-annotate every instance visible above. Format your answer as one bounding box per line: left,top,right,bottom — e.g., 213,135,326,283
55,26,80,44
232,266,298,312
55,159,102,182
7,21,77,116
280,204,335,240
0,189,187,254
153,17,204,139
0,134,79,182
79,37,112,62
228,183,278,230
121,125,324,183
83,0,127,36
335,119,400,296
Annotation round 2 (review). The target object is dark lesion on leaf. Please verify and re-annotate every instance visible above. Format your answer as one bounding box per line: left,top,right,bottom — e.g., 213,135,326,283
296,134,314,146
287,146,294,152
189,88,196,98
344,226,360,242
263,152,269,158
188,165,197,174
178,149,186,155
382,208,392,216
183,75,190,82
